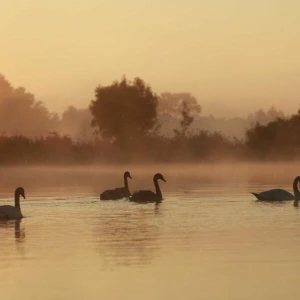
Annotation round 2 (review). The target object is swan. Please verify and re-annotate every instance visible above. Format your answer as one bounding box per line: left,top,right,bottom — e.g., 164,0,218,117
130,173,166,203
0,187,26,220
251,176,300,201
100,171,132,200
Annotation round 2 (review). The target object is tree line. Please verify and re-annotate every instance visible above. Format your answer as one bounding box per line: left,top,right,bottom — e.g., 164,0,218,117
0,73,293,164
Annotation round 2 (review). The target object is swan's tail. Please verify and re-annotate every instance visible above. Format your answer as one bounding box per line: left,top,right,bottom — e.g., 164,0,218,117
250,192,264,200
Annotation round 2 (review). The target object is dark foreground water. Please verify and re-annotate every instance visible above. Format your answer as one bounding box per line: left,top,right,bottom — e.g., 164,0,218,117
1,163,300,300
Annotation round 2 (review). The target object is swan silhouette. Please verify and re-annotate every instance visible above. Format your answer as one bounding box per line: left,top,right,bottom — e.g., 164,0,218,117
251,176,300,201
0,187,26,220
100,171,132,200
130,173,166,203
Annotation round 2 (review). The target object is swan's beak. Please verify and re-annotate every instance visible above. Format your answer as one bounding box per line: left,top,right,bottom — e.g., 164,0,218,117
129,175,132,179
22,193,26,199
162,177,166,182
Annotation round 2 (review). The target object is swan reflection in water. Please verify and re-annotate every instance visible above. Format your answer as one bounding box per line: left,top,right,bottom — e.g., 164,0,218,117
293,198,300,208
14,219,26,240
94,203,163,267
0,219,26,241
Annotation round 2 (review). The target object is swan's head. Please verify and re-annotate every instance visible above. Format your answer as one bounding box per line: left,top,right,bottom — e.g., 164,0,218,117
15,187,25,199
154,173,166,182
124,171,132,179
295,176,300,183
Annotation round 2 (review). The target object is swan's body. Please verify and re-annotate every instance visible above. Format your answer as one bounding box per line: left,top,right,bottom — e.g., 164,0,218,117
0,187,26,220
100,171,132,200
101,187,130,200
251,189,294,201
251,176,300,201
130,173,166,203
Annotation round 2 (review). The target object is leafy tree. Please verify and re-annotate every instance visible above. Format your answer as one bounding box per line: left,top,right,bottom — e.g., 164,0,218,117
0,74,59,136
158,92,201,118
245,110,300,159
60,106,93,140
89,77,159,144
174,101,194,137
247,106,284,126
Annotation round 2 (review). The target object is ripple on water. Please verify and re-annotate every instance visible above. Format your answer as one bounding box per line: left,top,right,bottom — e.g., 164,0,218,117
1,168,300,299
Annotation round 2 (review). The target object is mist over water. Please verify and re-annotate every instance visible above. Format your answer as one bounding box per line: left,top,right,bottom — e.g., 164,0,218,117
1,163,300,299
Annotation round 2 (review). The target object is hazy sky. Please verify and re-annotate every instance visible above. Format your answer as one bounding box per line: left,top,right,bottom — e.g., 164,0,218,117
1,0,300,117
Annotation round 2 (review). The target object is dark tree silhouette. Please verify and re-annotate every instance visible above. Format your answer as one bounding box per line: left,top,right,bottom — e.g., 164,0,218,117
89,77,159,144
245,110,300,159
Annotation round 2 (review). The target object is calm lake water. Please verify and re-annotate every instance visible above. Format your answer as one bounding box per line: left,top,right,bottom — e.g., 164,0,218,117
1,163,300,300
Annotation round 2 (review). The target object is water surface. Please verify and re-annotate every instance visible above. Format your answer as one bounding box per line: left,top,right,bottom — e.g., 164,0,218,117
1,163,300,300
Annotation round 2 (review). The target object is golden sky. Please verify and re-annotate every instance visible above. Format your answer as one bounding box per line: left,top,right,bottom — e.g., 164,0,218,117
1,0,299,116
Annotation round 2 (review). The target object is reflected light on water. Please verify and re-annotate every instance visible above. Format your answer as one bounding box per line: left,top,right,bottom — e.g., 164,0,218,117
1,163,300,299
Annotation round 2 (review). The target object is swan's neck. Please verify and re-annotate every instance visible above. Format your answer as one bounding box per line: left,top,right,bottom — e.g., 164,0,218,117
154,179,162,200
124,175,129,191
14,192,21,211
293,178,300,198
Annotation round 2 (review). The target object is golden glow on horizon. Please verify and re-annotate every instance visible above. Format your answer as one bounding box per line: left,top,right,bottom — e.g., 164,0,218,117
0,0,300,116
